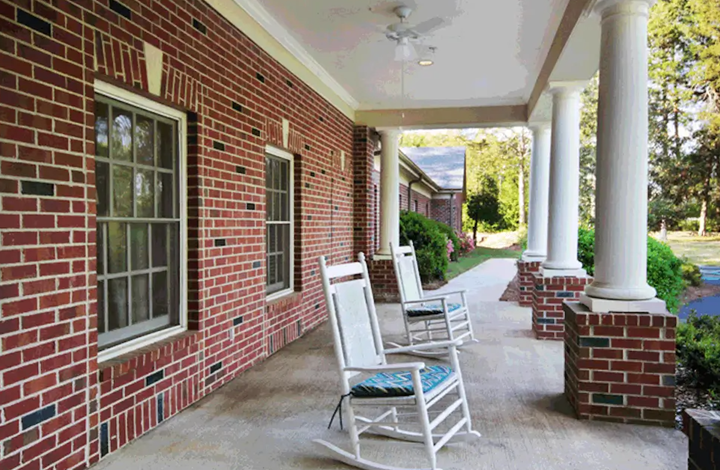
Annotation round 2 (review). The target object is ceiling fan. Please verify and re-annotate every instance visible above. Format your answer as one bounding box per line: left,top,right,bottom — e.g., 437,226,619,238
383,6,444,62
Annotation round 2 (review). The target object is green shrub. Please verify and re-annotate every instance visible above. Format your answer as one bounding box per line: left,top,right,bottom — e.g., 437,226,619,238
575,228,684,312
647,237,684,313
677,218,700,232
399,211,448,282
432,220,461,261
677,312,720,396
681,261,703,287
577,227,595,276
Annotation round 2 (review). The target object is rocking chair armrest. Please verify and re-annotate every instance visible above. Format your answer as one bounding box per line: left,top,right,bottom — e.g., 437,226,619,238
344,362,426,374
384,339,463,355
436,289,468,298
402,296,448,305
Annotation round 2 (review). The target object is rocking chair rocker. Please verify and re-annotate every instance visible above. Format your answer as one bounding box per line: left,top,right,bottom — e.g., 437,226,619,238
315,253,480,470
389,242,477,355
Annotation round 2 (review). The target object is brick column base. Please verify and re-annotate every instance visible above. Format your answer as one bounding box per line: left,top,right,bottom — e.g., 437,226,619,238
564,301,677,427
368,258,399,302
532,273,591,340
517,260,542,307
683,409,720,470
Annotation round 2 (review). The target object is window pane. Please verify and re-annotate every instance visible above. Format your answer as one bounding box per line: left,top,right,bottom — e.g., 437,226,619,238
135,115,154,166
265,157,272,188
152,224,168,267
281,224,290,283
131,274,149,323
95,101,109,158
107,222,127,273
108,278,128,331
97,223,105,275
98,280,105,333
280,159,288,191
135,169,154,217
113,165,133,217
111,108,132,162
280,190,288,221
157,121,174,169
157,172,173,218
96,161,109,217
153,271,168,317
130,224,149,270
268,224,276,253
268,254,276,285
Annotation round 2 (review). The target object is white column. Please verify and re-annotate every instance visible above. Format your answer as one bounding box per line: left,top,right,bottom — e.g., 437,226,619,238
541,83,586,275
377,129,401,256
523,123,552,261
583,0,663,312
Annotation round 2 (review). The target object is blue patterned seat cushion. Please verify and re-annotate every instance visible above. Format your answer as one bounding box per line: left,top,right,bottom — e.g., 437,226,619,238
351,365,453,398
406,302,461,317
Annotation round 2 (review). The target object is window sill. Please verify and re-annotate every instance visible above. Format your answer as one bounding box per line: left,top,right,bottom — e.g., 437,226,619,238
266,289,299,306
98,326,191,365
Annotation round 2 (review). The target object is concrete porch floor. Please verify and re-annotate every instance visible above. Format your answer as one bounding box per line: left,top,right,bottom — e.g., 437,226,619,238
93,259,687,470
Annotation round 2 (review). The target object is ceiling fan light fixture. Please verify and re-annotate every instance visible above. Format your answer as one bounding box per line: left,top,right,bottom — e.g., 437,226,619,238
418,59,434,66
394,39,417,62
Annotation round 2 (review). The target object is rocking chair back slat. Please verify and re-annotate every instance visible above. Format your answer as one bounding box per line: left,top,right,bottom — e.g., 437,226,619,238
333,279,381,369
398,257,422,302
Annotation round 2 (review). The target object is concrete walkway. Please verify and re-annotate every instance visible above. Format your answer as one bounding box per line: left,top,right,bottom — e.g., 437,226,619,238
93,259,687,470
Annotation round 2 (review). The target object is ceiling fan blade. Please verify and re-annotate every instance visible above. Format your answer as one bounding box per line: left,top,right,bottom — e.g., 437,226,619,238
409,17,445,35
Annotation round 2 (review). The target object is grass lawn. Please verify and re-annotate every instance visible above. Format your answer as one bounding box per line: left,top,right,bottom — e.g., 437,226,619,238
660,231,720,266
446,247,520,280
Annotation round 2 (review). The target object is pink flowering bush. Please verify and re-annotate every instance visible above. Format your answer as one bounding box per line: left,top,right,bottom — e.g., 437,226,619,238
446,238,455,261
457,231,475,255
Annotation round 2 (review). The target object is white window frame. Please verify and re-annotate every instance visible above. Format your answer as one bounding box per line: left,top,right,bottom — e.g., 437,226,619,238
265,145,294,302
95,80,188,363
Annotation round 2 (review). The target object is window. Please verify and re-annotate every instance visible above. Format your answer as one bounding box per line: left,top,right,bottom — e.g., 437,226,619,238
413,200,418,212
95,81,187,359
265,147,294,297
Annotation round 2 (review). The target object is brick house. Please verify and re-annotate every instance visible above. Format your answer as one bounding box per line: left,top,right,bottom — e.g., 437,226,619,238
0,0,682,468
397,146,466,233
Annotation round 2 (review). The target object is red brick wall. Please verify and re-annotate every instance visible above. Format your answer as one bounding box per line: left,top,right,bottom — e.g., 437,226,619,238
0,1,355,468
517,260,541,307
564,302,676,427
399,183,430,218
532,274,591,340
431,195,463,231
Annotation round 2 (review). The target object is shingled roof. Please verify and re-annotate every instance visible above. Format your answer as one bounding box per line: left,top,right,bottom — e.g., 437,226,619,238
400,146,466,191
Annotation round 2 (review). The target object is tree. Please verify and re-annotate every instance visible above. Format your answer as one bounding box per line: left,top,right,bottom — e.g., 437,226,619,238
579,75,599,226
466,176,502,241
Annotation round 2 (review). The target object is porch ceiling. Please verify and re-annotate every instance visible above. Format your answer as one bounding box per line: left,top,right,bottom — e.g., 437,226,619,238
228,0,601,127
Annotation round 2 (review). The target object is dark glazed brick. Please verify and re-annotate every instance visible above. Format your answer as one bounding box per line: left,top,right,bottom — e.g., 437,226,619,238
192,18,207,34
662,375,675,386
236,166,246,174
557,291,575,298
17,9,52,36
100,422,109,456
579,337,610,348
109,0,131,20
286,79,293,88
536,318,555,324
247,203,255,210
232,101,243,112
252,128,261,137
233,316,243,326
145,370,164,386
209,362,222,374
22,404,55,430
256,72,265,83
252,261,261,269
213,141,225,151
592,393,624,405
535,285,544,291
21,181,54,196
310,171,316,177
157,395,164,423
214,239,226,247
304,144,311,151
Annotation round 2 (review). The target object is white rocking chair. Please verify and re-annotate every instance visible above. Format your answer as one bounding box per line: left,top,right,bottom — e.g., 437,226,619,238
389,242,477,354
315,253,480,470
